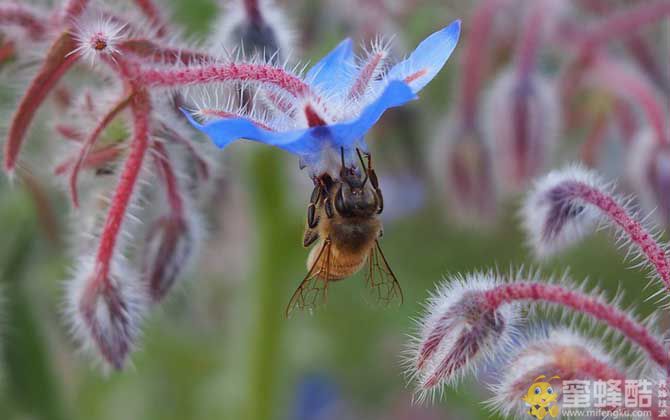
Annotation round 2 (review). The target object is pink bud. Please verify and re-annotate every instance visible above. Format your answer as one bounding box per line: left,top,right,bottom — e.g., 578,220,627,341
67,258,147,370
143,214,200,303
408,273,518,399
483,70,561,194
628,128,670,227
489,328,627,418
431,116,497,224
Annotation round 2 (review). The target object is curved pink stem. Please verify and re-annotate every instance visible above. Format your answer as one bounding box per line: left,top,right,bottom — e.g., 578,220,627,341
55,145,123,175
131,0,167,37
483,282,670,372
515,0,546,80
62,0,90,21
459,0,502,126
94,91,151,282
152,142,183,216
577,1,670,52
139,63,313,98
567,180,670,291
69,92,134,207
156,124,210,181
587,56,668,146
118,39,214,65
3,31,80,174
0,4,47,39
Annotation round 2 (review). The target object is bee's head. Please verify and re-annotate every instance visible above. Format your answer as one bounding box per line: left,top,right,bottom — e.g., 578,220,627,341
335,177,378,217
335,148,378,217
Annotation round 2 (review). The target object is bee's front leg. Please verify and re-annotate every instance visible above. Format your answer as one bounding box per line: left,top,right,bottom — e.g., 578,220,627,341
365,153,384,214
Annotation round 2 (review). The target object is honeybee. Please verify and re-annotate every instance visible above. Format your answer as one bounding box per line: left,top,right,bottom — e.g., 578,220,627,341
285,149,403,316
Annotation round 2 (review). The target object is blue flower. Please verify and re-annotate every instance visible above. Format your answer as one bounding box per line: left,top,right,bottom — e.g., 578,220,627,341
184,20,461,177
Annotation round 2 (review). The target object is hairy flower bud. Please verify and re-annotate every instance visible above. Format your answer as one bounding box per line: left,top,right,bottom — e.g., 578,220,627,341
67,257,148,370
143,212,201,303
628,127,670,227
521,165,602,257
210,0,293,60
483,70,560,194
430,116,496,224
408,273,518,399
489,328,626,418
522,165,670,294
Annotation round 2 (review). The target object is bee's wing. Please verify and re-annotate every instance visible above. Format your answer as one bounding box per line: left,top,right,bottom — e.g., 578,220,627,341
285,238,333,317
365,240,403,306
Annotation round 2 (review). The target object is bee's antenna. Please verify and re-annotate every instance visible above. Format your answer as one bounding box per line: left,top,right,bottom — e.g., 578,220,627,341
340,147,346,170
356,148,368,185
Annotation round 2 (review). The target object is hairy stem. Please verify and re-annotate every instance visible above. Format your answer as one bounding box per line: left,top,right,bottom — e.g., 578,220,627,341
69,92,134,207
588,56,668,145
4,32,79,173
139,63,312,98
94,90,150,282
567,180,670,292
483,282,669,372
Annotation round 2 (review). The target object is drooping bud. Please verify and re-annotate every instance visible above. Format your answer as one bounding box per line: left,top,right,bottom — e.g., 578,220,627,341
143,212,201,303
522,165,670,294
67,257,147,370
482,69,561,194
489,328,627,418
209,0,293,61
521,165,602,258
628,127,670,227
430,115,497,224
408,272,519,399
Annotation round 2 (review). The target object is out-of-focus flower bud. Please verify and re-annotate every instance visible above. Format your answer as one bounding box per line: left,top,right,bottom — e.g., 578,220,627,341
67,257,147,370
143,213,201,303
628,127,670,227
430,116,496,224
408,272,519,400
489,328,626,418
210,0,293,60
483,70,561,195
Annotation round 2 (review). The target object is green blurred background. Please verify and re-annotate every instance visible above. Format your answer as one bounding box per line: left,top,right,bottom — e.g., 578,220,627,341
0,1,659,419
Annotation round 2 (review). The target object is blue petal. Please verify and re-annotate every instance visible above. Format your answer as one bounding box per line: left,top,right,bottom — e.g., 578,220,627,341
305,38,356,94
328,80,415,149
181,81,414,162
385,20,461,93
181,109,321,155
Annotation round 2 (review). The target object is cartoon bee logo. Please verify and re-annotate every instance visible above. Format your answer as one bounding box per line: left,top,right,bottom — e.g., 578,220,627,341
522,375,561,419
